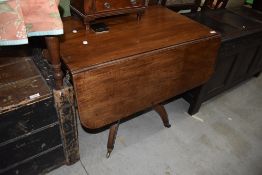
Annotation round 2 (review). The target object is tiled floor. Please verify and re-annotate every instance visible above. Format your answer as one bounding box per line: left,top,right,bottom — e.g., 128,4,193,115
48,75,262,175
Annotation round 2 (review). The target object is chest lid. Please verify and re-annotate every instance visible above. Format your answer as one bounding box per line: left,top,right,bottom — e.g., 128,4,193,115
0,56,51,114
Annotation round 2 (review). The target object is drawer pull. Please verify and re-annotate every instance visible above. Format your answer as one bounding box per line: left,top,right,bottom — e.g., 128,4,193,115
104,2,111,9
130,0,137,5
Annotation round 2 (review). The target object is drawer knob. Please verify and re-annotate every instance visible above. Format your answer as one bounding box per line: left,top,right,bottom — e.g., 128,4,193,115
104,2,111,9
130,0,137,5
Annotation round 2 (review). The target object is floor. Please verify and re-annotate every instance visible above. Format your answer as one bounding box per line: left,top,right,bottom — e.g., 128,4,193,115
48,75,262,175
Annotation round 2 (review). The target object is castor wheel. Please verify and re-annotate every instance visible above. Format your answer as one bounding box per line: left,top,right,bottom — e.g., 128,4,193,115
164,123,171,128
106,151,112,158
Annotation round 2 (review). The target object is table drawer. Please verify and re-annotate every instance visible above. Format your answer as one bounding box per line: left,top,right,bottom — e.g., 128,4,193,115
95,0,143,12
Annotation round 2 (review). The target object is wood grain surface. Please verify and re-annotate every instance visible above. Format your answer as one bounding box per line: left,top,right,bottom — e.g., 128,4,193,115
61,6,220,129
0,57,51,113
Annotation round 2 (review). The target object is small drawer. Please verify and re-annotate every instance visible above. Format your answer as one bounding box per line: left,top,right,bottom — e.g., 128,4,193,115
0,124,62,169
0,97,58,143
95,0,143,12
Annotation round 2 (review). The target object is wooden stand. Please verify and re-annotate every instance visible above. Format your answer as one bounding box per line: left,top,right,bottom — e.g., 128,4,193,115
153,104,171,128
106,104,170,158
106,121,120,158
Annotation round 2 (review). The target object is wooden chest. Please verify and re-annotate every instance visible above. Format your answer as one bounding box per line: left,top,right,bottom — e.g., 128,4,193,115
61,6,220,129
70,0,146,26
0,54,65,174
184,7,262,115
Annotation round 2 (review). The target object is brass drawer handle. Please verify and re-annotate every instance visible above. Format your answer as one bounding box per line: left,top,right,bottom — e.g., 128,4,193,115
104,2,111,9
130,0,137,5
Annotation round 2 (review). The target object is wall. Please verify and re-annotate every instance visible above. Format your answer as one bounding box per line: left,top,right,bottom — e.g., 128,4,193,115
59,0,71,17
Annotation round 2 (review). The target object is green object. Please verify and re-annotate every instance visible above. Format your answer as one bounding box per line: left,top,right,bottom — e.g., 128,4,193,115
245,0,254,5
59,0,70,17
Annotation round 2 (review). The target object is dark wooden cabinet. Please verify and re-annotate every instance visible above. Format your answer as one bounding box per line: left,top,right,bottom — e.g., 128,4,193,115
70,0,146,27
253,0,262,12
184,7,262,115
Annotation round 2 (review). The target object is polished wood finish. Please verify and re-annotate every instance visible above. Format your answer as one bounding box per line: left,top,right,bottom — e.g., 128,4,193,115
45,36,63,89
153,104,171,128
61,6,220,129
62,6,220,157
184,7,262,115
70,0,146,28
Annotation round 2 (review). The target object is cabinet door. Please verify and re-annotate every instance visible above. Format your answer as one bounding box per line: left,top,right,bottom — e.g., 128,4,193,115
253,0,262,11
248,44,262,75
201,35,261,100
203,50,237,100
227,35,261,85
228,45,258,84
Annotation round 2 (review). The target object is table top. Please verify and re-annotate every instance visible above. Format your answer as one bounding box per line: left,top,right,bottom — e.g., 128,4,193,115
186,6,262,42
60,6,219,74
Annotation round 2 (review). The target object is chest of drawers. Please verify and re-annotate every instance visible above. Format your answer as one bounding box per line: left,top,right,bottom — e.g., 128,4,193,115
70,0,146,27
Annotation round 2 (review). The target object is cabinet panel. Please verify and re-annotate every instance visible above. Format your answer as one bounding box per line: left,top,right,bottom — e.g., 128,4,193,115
228,47,257,85
0,98,58,143
248,45,262,75
1,147,64,175
204,53,236,98
182,7,262,115
0,125,61,169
